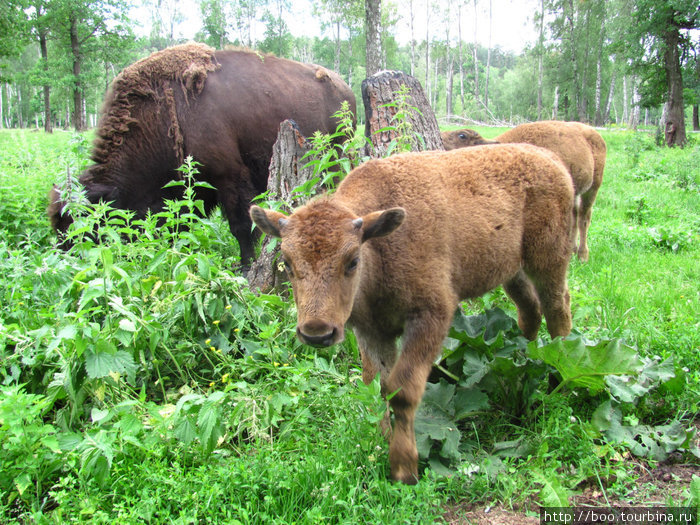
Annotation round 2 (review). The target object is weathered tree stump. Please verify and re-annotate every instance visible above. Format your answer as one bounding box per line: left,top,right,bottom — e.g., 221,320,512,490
361,70,444,157
246,119,316,292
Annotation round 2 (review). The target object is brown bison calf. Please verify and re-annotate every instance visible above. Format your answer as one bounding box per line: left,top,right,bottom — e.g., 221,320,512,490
251,144,574,484
441,121,606,261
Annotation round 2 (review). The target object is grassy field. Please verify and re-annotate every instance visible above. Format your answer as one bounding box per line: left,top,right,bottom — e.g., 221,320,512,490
0,126,698,524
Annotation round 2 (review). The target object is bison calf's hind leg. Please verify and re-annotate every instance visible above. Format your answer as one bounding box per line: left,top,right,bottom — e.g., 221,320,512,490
503,270,543,340
530,269,572,338
576,187,600,262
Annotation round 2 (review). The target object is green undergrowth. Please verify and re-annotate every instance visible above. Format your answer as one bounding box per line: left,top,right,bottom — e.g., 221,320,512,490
1,125,699,522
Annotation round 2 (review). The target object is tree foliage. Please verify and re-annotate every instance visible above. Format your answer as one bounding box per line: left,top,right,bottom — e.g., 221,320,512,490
0,0,698,140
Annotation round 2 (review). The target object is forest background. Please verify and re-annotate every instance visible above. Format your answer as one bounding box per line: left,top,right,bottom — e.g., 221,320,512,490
1,0,699,146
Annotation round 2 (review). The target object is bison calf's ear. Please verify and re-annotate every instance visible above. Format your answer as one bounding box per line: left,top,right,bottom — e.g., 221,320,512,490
250,205,289,238
360,207,406,242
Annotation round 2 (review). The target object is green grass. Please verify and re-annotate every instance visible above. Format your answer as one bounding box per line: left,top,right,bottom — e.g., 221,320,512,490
1,126,698,523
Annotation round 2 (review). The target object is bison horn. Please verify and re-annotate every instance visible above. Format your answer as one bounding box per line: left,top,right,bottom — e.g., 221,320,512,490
352,218,363,229
278,217,289,229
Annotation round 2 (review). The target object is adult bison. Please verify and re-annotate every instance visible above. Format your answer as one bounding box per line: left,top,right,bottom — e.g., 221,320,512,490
441,121,606,261
250,144,574,484
48,43,356,266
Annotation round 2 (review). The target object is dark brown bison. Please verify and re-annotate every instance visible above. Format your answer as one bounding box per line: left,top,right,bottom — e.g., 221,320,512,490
48,43,356,265
441,121,606,261
250,144,574,483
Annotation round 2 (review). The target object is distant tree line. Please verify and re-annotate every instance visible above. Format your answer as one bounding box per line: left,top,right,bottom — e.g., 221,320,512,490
0,0,697,145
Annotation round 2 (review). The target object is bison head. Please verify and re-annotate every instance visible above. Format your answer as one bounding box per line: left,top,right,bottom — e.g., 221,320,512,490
441,128,495,150
47,179,119,248
250,201,405,348
47,185,70,234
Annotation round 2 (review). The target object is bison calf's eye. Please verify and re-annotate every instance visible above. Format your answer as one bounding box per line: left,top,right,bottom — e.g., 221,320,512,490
345,257,359,276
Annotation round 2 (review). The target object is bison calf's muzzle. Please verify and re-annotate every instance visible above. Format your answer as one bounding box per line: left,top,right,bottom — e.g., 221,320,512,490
297,321,341,348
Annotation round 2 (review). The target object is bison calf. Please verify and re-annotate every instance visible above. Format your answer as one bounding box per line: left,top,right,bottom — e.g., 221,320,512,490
441,121,606,261
251,144,574,484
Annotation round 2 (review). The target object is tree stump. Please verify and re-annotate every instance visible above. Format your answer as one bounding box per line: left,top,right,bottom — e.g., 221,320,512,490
361,70,444,157
246,119,316,292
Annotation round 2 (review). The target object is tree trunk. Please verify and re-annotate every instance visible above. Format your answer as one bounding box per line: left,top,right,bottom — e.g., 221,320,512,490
484,0,492,109
409,0,415,76
458,3,465,111
537,0,544,120
334,20,341,73
365,0,382,77
39,27,52,133
16,85,24,128
622,75,628,124
0,83,4,129
593,13,605,126
446,54,454,117
603,65,615,124
662,27,687,146
432,55,439,109
247,120,317,292
361,70,444,157
472,0,479,104
695,55,700,131
629,79,640,130
425,1,430,103
70,15,86,131
564,0,582,121
552,85,559,119
444,8,453,117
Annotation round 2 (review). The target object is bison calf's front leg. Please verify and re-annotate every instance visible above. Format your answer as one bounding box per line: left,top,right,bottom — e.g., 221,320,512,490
384,311,452,484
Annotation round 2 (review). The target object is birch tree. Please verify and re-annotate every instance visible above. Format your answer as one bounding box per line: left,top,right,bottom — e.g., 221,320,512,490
365,0,382,76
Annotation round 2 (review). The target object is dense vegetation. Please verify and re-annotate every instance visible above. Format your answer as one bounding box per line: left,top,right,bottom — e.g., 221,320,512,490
0,125,698,522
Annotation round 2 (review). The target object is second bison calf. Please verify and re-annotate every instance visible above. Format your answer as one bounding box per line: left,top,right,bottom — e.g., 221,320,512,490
442,121,606,261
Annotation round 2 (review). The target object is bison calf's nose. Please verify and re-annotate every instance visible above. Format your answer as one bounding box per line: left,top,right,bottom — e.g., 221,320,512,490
297,321,339,348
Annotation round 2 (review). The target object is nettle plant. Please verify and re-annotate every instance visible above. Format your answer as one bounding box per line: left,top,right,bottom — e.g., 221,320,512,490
377,83,424,156
1,156,321,502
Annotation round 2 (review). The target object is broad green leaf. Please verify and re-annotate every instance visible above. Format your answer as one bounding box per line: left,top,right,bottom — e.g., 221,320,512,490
453,388,489,420
606,356,675,403
528,338,643,393
492,437,534,458
690,475,700,505
592,401,693,461
91,407,110,424
174,415,197,444
14,473,32,496
58,432,83,452
198,400,222,453
118,318,136,332
85,347,136,379
533,470,570,507
421,380,456,414
459,353,490,388
40,436,61,454
415,381,462,461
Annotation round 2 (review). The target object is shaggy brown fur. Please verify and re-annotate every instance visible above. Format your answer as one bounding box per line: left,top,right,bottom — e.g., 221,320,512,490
94,43,220,167
251,144,574,484
48,44,356,265
441,121,607,260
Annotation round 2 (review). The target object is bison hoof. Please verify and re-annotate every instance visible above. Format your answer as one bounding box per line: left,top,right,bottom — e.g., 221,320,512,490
391,468,420,485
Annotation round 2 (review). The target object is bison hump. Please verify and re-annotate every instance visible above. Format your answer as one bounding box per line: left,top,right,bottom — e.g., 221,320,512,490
92,43,221,166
